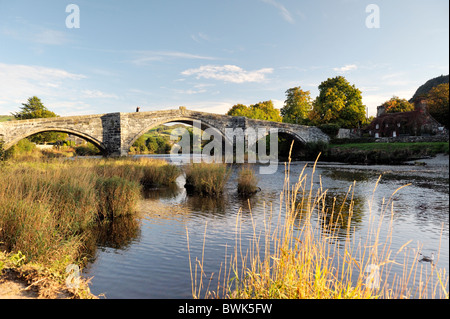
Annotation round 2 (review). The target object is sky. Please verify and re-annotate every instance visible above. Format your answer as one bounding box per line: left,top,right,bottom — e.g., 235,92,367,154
0,0,448,117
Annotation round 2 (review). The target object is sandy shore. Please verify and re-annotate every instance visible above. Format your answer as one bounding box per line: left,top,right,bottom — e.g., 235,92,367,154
0,273,38,299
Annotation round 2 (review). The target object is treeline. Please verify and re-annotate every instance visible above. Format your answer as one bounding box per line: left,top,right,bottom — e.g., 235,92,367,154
226,75,449,131
227,76,368,129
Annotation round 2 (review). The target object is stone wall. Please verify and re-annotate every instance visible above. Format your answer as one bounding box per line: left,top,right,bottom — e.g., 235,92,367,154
374,134,449,143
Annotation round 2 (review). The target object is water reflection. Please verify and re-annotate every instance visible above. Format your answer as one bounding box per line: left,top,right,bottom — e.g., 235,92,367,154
83,157,449,299
91,216,141,250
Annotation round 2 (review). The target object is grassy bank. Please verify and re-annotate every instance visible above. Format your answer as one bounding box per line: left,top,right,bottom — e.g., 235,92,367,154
297,141,449,164
189,156,449,299
0,157,180,298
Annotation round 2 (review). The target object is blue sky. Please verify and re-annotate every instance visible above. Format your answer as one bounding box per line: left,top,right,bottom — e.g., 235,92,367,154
0,0,448,117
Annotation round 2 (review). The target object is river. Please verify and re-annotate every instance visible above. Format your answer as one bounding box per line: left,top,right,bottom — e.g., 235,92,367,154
82,154,449,299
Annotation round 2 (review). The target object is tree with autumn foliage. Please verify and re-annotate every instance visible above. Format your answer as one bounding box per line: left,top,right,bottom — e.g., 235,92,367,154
309,76,366,128
426,83,449,129
227,100,282,122
381,96,414,113
280,86,312,125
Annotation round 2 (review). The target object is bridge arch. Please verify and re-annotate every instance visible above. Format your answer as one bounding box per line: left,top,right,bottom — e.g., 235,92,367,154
3,127,106,154
276,128,308,145
125,116,233,154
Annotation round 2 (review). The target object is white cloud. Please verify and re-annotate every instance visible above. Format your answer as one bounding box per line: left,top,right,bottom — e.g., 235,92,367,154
191,32,211,43
0,63,115,115
34,29,68,45
0,63,86,109
333,64,358,73
131,51,216,65
1,23,69,46
81,89,119,99
261,0,295,24
181,65,274,83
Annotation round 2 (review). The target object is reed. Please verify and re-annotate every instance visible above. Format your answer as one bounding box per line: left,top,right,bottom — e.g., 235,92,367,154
184,162,231,196
188,155,449,299
0,157,180,297
237,165,259,196
95,176,141,220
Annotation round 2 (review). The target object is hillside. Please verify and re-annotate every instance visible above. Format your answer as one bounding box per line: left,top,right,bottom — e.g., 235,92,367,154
0,115,14,122
410,74,449,102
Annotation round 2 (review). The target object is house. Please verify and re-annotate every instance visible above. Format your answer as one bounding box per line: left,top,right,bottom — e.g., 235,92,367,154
366,98,446,138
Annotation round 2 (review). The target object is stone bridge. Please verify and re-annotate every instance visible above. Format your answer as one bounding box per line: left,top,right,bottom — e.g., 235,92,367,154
0,107,329,156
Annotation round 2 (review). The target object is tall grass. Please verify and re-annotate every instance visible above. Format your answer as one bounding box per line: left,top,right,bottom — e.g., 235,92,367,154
237,165,259,196
0,157,180,297
184,162,231,196
188,155,449,299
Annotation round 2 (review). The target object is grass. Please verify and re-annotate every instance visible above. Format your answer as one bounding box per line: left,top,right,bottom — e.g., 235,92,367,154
325,141,449,164
188,153,449,299
184,162,231,196
237,165,259,196
0,157,180,298
330,141,449,154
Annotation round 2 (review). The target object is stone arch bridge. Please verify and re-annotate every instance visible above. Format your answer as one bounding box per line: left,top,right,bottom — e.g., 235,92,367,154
0,107,329,156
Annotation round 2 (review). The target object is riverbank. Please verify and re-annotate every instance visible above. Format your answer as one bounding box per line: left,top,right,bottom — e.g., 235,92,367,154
299,141,449,165
0,157,180,299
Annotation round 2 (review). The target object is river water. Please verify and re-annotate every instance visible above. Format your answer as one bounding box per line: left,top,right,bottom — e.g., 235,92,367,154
82,154,449,299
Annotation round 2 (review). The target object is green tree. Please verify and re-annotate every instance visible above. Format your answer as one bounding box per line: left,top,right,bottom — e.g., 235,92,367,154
12,96,66,144
226,104,250,117
427,83,449,129
250,100,282,122
227,101,282,122
381,96,414,113
132,135,148,153
309,76,366,128
13,96,58,119
280,86,312,124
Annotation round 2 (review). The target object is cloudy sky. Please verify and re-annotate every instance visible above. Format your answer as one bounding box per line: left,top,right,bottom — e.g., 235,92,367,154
0,0,448,117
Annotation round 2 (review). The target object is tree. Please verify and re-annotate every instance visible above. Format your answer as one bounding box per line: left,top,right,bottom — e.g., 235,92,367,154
280,86,312,124
381,96,414,113
12,96,66,144
309,76,366,128
427,83,449,129
13,96,58,119
227,101,282,122
249,100,282,122
227,104,250,117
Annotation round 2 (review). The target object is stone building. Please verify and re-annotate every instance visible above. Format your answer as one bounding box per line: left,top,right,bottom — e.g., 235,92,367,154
366,98,446,138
